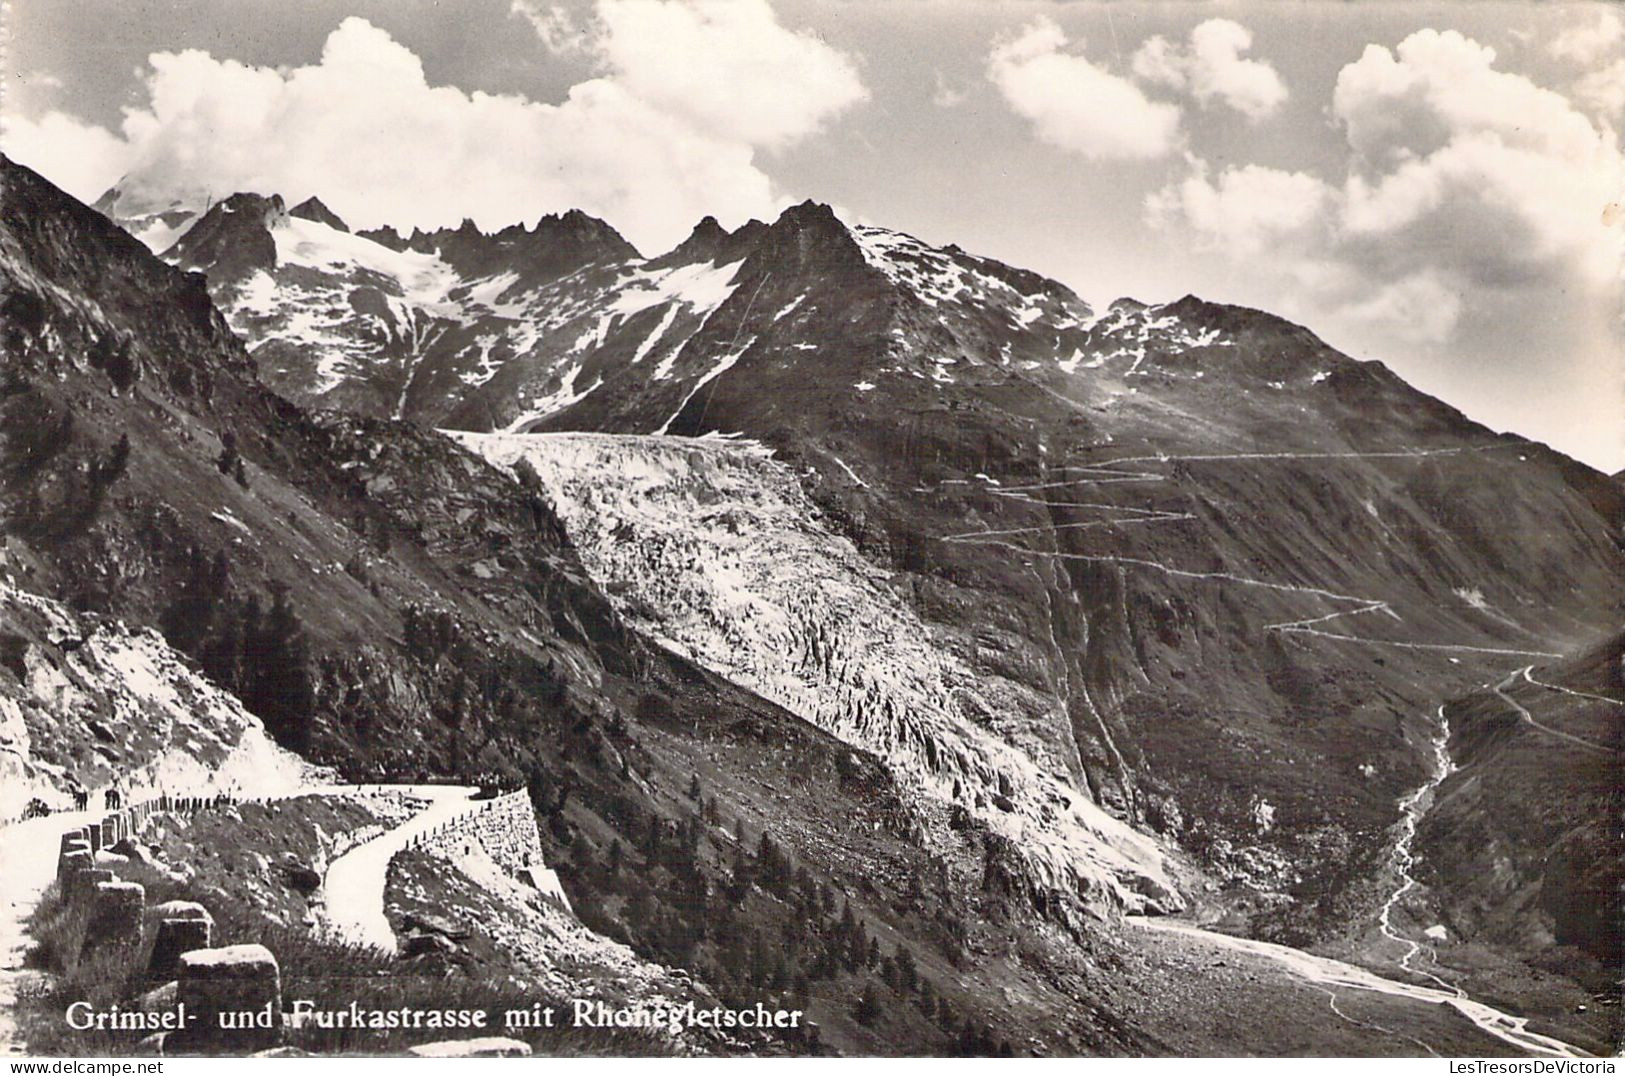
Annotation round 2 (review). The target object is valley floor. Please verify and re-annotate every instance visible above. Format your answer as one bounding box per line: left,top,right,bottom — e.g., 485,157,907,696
1123,917,1591,1057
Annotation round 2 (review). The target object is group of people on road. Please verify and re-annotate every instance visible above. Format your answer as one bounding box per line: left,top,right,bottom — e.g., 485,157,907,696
68,782,121,809
17,782,124,822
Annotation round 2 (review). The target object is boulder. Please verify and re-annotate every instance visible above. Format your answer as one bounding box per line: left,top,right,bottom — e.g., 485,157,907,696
407,1037,532,1057
70,867,115,905
399,931,460,958
398,911,469,939
135,980,178,1013
109,837,153,864
176,944,281,1051
148,916,212,980
278,860,321,895
82,880,144,954
148,900,213,926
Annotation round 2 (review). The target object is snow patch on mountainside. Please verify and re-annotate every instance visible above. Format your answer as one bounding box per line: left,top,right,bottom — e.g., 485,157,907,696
854,226,1012,309
630,304,681,365
504,363,602,432
653,340,754,435
274,217,461,313
609,259,743,320
451,431,1182,916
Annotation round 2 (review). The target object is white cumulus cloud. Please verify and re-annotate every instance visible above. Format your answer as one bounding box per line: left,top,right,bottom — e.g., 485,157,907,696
0,3,867,254
1549,7,1624,64
1132,19,1288,121
0,110,130,204
987,17,1181,160
1148,28,1623,464
1157,27,1623,320
1146,161,1329,258
592,0,867,150
1332,29,1621,288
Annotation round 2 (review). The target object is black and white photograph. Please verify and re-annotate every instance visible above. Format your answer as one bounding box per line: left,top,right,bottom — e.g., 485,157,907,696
0,0,1620,1061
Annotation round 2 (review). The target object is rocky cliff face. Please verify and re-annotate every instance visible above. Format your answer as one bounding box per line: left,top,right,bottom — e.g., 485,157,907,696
0,580,321,820
99,190,648,423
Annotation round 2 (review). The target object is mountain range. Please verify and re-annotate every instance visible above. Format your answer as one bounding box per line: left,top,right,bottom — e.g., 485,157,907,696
1,155,1617,1055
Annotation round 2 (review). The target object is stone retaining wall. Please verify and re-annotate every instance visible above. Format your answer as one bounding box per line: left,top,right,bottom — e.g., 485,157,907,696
406,791,572,913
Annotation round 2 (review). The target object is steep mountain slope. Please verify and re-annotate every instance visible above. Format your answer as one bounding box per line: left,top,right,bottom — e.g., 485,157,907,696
0,580,321,820
517,203,1623,939
1416,634,1622,995
0,153,1236,1057
103,189,647,424
453,431,1183,918
91,185,200,257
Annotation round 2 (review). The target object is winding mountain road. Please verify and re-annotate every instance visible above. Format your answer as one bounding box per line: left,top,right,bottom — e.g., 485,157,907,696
939,448,1597,1056
318,785,481,954
1,785,486,1051
937,448,1562,659
1493,669,1611,755
1519,667,1625,710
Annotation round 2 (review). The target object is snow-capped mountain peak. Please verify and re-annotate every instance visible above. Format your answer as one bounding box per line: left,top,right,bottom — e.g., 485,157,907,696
106,192,1401,447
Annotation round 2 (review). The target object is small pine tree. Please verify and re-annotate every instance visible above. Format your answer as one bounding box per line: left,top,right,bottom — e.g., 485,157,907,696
242,582,315,751
105,340,137,391
853,983,883,1026
895,945,918,993
728,843,752,902
216,430,238,476
98,434,130,486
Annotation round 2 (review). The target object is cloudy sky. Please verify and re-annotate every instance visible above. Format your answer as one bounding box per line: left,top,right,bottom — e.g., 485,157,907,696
3,0,1620,470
